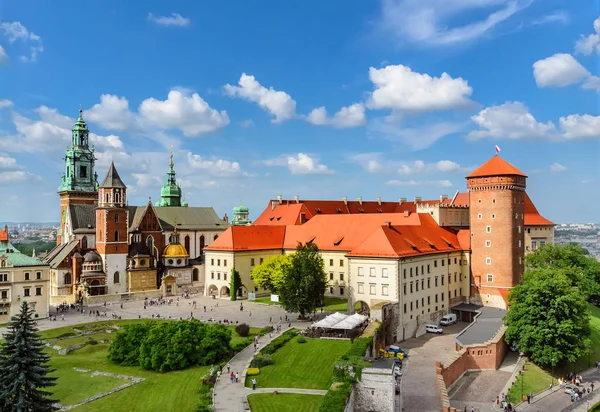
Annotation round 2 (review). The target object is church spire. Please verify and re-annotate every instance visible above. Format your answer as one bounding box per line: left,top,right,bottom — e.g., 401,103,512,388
156,147,185,207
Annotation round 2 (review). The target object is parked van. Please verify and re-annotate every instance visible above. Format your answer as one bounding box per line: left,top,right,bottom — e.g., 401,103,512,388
425,324,443,334
440,313,457,326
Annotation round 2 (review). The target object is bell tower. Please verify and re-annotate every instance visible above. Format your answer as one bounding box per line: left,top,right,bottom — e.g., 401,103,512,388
96,162,129,294
57,108,98,244
466,155,527,309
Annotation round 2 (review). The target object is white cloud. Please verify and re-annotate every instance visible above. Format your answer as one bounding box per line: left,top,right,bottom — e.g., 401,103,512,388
241,119,255,128
468,102,555,140
435,160,462,173
0,153,18,169
0,170,38,184
187,152,245,178
0,99,12,108
0,45,7,64
549,163,567,172
86,95,138,131
376,0,532,47
582,76,600,92
529,12,569,26
385,179,453,188
369,118,466,150
351,153,468,175
139,90,229,137
131,173,163,188
307,103,366,128
367,65,474,111
0,22,43,62
147,13,190,27
559,114,600,139
263,153,333,175
575,17,600,55
533,54,589,87
224,74,296,123
350,153,385,173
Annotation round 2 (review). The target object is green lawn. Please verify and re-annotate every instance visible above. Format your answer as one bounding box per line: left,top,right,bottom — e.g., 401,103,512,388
247,336,350,390
53,332,116,348
507,303,600,403
248,393,324,412
252,296,348,312
34,320,262,411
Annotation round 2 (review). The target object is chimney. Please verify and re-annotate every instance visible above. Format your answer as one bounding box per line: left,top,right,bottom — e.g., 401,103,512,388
414,196,422,203
300,213,307,224
376,197,382,205
440,194,448,202
294,195,299,204
385,221,391,228
223,213,229,223
404,210,411,217
277,195,282,203
356,196,363,205
399,197,407,204
342,196,348,205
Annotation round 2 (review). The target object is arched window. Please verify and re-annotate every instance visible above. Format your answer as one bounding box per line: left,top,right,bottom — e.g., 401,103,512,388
81,236,88,249
105,193,110,203
114,214,119,224
64,273,72,285
214,234,218,241
146,235,154,252
192,268,199,282
114,193,120,204
0,260,4,268
184,236,190,253
114,271,120,284
114,231,119,242
199,235,205,253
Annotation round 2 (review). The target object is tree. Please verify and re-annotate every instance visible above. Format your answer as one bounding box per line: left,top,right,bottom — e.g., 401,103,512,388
505,267,591,367
230,268,242,301
0,301,57,411
250,254,292,294
278,242,327,319
525,244,600,305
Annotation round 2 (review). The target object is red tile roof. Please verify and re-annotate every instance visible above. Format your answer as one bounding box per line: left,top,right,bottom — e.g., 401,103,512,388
0,226,7,242
253,199,415,226
204,226,286,251
457,229,471,250
523,193,554,226
347,214,461,258
467,155,527,178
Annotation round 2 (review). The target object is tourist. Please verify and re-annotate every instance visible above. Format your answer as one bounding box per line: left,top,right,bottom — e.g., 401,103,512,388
252,378,257,390
235,372,239,383
227,362,231,373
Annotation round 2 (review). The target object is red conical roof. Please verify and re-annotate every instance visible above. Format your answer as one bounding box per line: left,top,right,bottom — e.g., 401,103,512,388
467,155,527,178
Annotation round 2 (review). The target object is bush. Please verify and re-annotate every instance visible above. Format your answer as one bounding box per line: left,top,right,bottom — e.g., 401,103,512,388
235,323,250,337
297,336,307,344
319,381,352,412
261,330,298,355
87,339,98,345
250,353,274,368
246,367,260,376
259,326,272,336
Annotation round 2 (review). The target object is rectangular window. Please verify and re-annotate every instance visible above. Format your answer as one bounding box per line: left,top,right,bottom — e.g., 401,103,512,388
382,285,389,296
340,260,344,267
217,259,221,266
329,272,334,280
24,272,30,281
79,165,87,178
382,268,388,278
416,282,419,292
1,290,7,299
35,287,42,296
427,278,430,288
421,279,424,289
416,300,419,309
486,226,492,233
358,283,364,294
454,258,457,264
224,260,227,267
36,272,42,280
211,272,214,279
441,260,445,267
24,288,30,297
260,258,264,264
416,266,419,276
250,258,255,266
329,287,333,294
486,240,491,247
403,303,407,314
403,283,407,295
0,274,7,282
454,273,457,283
224,273,227,281
441,276,444,285
410,302,413,311
369,284,376,295
339,287,344,296
486,257,492,265
211,259,214,265
435,277,438,287
540,240,546,248
427,264,430,273
358,267,364,277
369,267,375,277
217,273,220,280
434,260,438,268
441,293,444,301
410,282,413,293
410,267,413,277
435,294,438,303
421,297,424,307
339,273,344,281
403,269,406,278
0,307,7,315
427,296,430,305
330,259,334,266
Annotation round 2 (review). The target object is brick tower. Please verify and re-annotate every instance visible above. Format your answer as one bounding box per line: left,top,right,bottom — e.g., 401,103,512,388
57,109,98,244
466,155,527,309
96,162,129,294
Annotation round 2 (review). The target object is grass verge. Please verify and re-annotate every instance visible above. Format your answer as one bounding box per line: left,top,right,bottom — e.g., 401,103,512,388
247,393,324,412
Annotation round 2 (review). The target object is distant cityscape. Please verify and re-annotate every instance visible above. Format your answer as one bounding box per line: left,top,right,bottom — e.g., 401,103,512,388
2,221,599,260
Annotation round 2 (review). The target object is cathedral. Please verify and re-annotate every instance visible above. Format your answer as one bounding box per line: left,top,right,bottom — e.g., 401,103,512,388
44,109,230,301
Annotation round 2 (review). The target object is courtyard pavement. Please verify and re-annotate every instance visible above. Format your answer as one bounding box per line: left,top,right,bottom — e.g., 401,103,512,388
399,322,467,412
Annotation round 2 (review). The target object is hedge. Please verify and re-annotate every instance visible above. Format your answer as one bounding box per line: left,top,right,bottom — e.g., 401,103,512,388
260,329,298,355
318,381,353,412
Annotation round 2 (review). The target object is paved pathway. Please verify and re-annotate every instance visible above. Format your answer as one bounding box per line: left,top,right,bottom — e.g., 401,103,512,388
213,328,327,412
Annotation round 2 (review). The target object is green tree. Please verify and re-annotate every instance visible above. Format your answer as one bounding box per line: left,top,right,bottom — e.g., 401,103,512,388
279,242,327,319
525,244,600,304
505,267,591,367
0,301,57,411
250,254,292,294
230,268,242,301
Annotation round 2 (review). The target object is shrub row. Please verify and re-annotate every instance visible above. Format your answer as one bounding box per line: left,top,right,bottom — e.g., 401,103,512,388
260,329,299,355
250,353,273,368
246,367,260,376
318,381,353,412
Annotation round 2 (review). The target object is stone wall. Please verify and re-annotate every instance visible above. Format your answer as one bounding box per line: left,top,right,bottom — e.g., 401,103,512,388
353,367,395,412
344,387,355,412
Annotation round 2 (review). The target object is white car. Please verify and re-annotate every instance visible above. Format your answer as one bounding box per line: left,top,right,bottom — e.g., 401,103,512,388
425,324,443,334
440,314,457,326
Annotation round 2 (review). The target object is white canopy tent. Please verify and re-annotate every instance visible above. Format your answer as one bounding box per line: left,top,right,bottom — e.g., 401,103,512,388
330,313,368,330
313,312,348,328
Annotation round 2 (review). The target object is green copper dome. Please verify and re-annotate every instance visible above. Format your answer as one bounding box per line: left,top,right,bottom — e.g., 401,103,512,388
233,205,249,214
156,148,186,207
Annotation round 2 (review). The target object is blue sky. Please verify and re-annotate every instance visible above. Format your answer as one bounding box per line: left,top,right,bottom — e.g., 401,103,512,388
0,0,598,223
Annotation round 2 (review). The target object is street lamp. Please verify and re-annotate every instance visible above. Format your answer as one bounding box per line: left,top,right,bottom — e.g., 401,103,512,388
551,358,555,389
520,370,524,401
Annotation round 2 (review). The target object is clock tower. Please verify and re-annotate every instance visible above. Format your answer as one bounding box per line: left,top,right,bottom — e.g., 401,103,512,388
57,108,98,244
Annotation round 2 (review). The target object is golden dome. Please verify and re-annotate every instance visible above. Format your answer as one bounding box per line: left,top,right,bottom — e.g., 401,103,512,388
163,243,189,257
